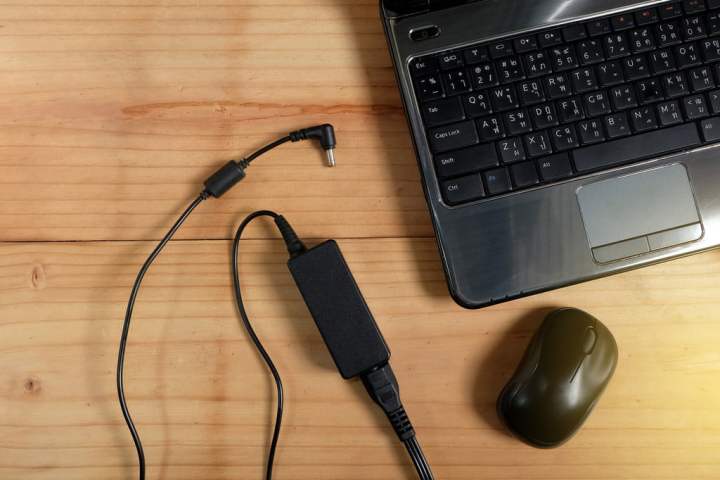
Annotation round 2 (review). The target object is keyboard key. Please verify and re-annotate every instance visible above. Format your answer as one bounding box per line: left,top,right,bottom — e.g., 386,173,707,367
597,60,626,85
442,175,485,205
463,46,490,65
604,33,630,58
439,52,464,70
490,40,514,59
578,119,606,144
623,55,650,80
699,116,720,141
563,24,588,42
587,19,612,37
636,78,665,103
490,85,519,111
573,123,701,172
612,14,636,31
689,65,716,90
701,38,720,62
537,153,574,181
650,49,677,74
709,89,720,112
629,106,659,131
468,63,499,89
659,2,684,19
663,71,690,96
496,56,525,83
683,0,706,14
497,137,527,163
523,50,553,78
484,167,513,195
611,84,639,109
584,91,612,116
415,74,444,101
514,35,538,53
410,56,437,77
443,69,472,95
682,16,707,40
551,45,580,71
539,30,563,48
477,115,506,141
636,8,659,25
578,39,605,65
557,96,585,122
510,161,540,188
435,144,499,178
429,120,479,153
656,21,683,47
604,112,632,138
675,42,702,68
545,73,573,98
630,27,656,52
570,67,599,93
523,131,553,157
518,79,546,105
683,93,710,118
657,99,685,125
708,12,720,36
462,91,493,117
550,125,580,150
531,103,560,128
422,97,465,127
504,109,533,135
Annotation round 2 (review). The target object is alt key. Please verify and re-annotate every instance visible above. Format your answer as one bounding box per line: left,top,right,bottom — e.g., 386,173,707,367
442,174,485,205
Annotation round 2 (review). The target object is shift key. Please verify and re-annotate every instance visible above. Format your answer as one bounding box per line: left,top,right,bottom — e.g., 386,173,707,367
428,120,479,153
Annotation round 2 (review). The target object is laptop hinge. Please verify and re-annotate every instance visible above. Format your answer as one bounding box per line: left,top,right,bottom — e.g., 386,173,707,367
383,0,476,16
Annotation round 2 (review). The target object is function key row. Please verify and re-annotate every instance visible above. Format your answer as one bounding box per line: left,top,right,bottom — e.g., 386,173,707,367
415,36,720,103
410,1,720,77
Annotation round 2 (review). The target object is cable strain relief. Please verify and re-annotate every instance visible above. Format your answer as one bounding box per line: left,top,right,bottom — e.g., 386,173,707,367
289,130,307,142
275,215,307,258
237,158,251,170
387,406,416,442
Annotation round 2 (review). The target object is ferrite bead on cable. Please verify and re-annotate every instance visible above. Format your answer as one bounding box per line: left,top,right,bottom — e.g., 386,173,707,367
203,160,246,198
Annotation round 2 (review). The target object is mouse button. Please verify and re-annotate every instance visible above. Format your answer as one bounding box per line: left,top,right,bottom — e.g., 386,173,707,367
582,327,598,355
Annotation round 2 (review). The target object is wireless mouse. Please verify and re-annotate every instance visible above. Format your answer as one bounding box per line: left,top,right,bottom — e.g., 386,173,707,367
497,308,618,448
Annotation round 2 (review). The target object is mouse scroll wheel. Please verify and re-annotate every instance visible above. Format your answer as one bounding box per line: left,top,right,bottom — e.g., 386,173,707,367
582,327,598,354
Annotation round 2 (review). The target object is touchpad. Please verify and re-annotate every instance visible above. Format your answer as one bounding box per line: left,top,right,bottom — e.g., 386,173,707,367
577,164,703,264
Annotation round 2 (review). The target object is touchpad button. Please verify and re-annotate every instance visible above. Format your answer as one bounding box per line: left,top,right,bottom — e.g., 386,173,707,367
577,164,703,263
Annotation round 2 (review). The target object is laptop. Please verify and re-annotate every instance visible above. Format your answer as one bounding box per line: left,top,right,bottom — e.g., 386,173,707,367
381,0,720,308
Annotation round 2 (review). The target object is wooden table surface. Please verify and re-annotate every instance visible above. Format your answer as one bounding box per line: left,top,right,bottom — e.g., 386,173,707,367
1,1,719,479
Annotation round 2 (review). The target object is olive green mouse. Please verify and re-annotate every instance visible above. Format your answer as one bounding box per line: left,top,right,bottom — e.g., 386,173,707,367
497,308,618,448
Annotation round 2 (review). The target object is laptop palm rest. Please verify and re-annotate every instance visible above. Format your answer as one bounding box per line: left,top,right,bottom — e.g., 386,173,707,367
577,164,703,264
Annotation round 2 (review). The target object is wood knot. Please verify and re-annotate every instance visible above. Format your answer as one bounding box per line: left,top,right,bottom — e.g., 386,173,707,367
31,264,46,290
24,377,41,395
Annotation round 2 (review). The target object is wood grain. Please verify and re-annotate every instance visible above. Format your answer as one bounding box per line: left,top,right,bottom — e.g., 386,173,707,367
2,1,720,479
2,239,720,479
0,0,429,242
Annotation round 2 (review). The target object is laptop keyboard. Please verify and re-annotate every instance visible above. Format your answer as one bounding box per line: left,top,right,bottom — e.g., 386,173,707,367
410,0,720,206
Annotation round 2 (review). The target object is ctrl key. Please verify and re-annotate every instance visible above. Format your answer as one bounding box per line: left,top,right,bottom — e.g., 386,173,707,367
442,174,485,205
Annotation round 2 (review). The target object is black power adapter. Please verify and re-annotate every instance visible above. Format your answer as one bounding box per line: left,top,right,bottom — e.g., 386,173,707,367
117,125,434,480
286,239,434,479
288,240,390,379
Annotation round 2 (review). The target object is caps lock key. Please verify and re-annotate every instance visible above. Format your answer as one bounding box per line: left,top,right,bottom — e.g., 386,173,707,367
428,120,479,153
